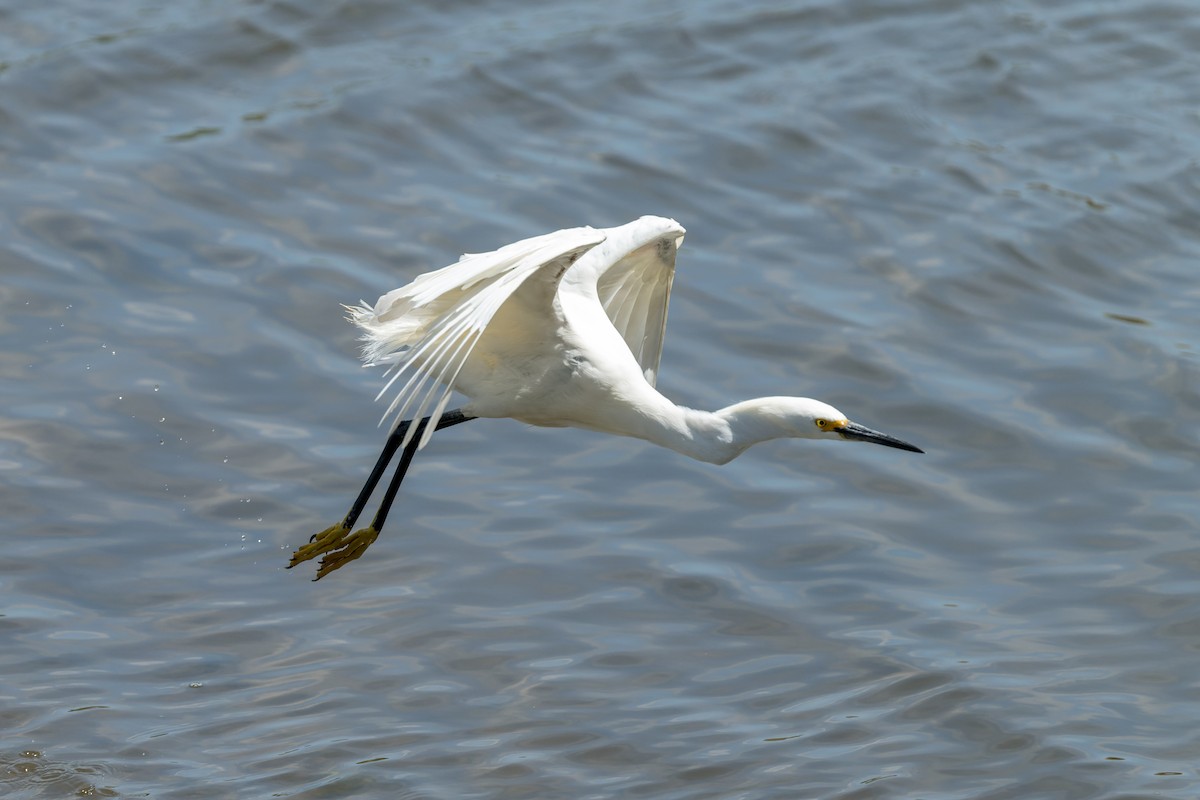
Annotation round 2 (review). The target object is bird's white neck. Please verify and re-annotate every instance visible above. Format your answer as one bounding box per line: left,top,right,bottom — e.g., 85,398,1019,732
624,396,814,465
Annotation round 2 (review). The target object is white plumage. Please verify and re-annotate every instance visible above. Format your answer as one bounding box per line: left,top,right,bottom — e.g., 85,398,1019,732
349,216,684,450
291,216,921,579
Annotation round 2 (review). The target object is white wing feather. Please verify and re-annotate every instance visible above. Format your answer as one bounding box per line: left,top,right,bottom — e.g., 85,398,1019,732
348,226,606,448
586,216,685,387
347,216,685,450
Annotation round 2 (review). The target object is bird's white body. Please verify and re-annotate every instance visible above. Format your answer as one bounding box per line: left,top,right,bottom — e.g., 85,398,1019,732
349,216,917,465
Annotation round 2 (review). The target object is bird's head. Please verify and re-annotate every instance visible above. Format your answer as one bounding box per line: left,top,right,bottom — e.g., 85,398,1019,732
796,398,924,453
725,397,924,454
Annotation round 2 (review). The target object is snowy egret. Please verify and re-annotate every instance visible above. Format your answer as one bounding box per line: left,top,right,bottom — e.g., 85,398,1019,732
289,216,922,579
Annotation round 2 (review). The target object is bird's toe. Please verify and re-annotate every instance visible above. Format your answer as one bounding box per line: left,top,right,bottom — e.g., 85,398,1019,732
313,526,379,580
288,522,352,568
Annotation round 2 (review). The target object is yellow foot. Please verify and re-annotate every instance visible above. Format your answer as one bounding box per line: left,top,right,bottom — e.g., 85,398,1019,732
314,526,379,580
288,522,352,568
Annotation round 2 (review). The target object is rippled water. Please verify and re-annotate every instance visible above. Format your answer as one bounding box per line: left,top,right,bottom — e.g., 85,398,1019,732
3,1,1199,798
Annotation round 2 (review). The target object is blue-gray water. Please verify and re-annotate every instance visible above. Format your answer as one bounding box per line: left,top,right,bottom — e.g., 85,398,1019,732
3,1,1198,798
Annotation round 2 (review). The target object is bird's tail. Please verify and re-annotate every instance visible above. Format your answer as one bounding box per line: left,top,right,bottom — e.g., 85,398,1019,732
346,299,428,368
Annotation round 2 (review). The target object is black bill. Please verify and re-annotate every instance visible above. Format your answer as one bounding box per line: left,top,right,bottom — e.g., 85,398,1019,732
839,421,924,453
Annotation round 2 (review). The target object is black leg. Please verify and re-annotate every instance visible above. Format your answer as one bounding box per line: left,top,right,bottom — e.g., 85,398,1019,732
289,409,475,579
368,421,425,536
364,409,474,536
325,422,408,536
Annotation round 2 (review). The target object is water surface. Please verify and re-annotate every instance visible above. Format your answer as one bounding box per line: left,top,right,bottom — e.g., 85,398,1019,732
2,1,1199,798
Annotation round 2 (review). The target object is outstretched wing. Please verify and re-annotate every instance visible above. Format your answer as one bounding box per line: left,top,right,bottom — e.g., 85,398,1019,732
585,216,686,388
349,226,606,449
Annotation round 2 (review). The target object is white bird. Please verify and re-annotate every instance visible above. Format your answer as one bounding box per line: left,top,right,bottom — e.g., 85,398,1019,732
290,216,922,579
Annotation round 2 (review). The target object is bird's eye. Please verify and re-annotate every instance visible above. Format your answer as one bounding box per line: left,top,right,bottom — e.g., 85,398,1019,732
815,418,828,429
